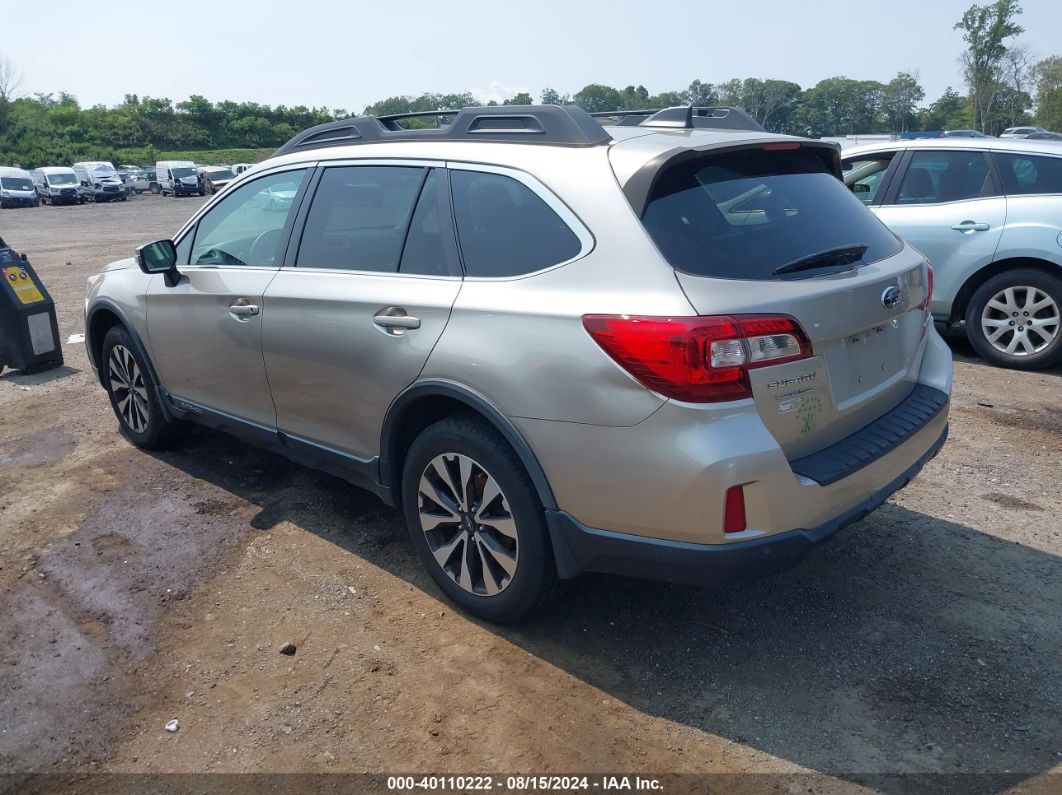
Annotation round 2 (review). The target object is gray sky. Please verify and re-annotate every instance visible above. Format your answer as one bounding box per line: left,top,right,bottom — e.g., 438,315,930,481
4,0,1059,110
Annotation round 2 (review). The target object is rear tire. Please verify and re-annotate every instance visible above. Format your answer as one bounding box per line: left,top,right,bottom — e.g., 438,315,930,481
401,416,560,623
100,326,185,450
965,268,1062,370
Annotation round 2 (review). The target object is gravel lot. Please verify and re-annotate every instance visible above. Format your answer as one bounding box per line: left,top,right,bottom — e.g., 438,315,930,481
0,196,1059,793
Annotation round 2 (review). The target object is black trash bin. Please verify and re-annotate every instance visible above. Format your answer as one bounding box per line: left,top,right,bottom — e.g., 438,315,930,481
0,235,63,374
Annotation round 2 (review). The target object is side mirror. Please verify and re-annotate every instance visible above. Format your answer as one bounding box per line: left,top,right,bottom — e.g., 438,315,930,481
80,180,89,187
136,239,181,287
853,183,871,194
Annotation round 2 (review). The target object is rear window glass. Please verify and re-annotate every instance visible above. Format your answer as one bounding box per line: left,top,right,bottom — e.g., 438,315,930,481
995,152,1062,195
450,170,581,278
642,148,902,280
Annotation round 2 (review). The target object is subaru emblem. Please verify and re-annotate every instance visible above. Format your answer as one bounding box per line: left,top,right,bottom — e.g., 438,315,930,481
881,286,902,310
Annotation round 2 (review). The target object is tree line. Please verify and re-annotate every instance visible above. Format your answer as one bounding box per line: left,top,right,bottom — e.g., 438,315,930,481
1,0,1059,169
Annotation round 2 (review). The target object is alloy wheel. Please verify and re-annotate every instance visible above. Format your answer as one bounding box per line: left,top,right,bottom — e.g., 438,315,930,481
980,285,1059,357
417,453,519,596
108,344,150,433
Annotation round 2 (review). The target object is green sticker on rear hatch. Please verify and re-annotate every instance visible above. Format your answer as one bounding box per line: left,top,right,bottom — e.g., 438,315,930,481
798,396,823,435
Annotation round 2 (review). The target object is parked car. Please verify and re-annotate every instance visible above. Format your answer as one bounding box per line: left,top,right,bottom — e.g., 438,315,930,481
232,162,254,176
85,105,950,621
1025,131,1062,141
1000,126,1046,139
198,166,235,194
0,166,40,208
72,161,126,202
940,129,990,138
258,182,296,211
116,168,138,198
156,160,204,197
31,166,84,205
842,138,1062,369
133,168,159,194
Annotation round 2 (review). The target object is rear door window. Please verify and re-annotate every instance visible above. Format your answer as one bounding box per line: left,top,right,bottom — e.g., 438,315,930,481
296,166,427,273
892,150,992,204
399,169,462,277
994,152,1062,195
450,170,581,277
641,147,901,280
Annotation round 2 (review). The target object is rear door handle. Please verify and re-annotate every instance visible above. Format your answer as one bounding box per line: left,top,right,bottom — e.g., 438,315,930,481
373,307,421,335
227,299,260,320
951,221,991,232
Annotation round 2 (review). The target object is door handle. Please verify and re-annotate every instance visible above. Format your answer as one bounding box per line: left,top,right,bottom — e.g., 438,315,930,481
951,221,991,232
227,299,260,320
373,307,421,335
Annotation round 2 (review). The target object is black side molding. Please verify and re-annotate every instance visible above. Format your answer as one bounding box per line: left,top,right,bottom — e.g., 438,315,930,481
789,384,949,486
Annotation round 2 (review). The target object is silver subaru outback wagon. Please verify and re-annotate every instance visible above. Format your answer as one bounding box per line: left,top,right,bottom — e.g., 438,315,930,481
85,105,951,622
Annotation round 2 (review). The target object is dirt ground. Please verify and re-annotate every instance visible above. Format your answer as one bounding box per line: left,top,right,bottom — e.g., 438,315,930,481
0,196,1059,794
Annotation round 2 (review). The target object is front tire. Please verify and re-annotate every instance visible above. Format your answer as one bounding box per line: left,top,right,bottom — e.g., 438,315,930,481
965,268,1062,370
100,326,185,450
401,416,560,623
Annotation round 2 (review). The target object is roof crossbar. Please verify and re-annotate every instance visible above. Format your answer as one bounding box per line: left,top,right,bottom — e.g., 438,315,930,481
272,105,612,156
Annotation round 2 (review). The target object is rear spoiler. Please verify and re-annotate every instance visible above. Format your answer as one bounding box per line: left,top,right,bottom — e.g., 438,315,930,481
621,140,842,218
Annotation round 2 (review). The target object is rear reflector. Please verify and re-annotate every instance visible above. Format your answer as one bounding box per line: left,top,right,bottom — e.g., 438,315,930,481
724,485,747,533
582,314,812,403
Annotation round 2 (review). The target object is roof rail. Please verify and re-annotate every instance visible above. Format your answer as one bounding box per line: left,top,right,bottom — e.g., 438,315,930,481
271,105,612,157
591,106,766,133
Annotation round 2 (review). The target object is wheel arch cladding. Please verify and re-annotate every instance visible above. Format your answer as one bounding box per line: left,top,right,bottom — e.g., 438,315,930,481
89,302,175,421
87,305,124,382
380,382,558,511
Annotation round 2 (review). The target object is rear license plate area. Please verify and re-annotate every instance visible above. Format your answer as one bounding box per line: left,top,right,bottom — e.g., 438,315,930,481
840,323,903,391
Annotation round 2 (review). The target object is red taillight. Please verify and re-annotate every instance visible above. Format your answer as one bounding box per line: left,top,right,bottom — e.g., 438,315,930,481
926,261,934,307
724,485,747,533
582,314,812,403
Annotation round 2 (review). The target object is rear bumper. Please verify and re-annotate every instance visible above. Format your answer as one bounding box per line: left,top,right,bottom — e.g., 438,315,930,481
547,424,948,584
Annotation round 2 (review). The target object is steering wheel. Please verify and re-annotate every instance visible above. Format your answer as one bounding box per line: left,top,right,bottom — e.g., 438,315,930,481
249,228,282,266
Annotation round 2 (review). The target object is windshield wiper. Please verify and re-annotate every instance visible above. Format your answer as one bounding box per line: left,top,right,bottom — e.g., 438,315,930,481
773,244,868,276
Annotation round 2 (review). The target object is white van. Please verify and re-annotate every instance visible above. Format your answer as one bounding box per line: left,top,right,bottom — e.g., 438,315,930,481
31,166,84,206
156,160,203,197
0,166,39,209
72,161,126,202
231,162,255,176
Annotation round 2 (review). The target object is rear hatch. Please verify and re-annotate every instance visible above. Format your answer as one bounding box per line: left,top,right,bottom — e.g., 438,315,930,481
622,142,931,459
